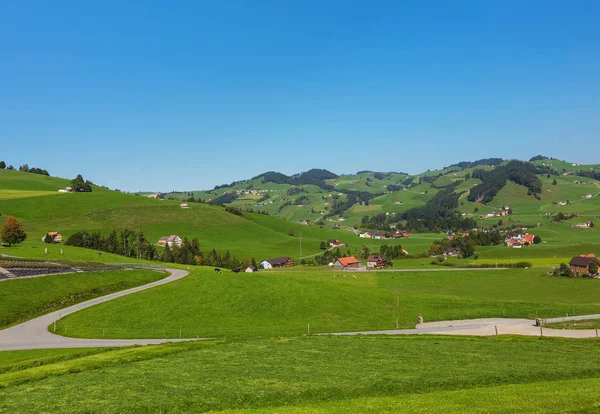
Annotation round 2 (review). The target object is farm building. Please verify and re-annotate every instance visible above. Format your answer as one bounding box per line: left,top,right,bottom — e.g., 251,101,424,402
505,233,535,247
42,232,62,243
260,257,294,269
179,203,189,208
333,256,361,269
443,247,462,257
157,235,182,247
366,255,386,268
245,266,257,273
327,239,342,247
359,230,387,239
569,254,600,275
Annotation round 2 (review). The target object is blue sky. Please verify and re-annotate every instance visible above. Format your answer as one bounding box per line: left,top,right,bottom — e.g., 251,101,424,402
1,1,599,191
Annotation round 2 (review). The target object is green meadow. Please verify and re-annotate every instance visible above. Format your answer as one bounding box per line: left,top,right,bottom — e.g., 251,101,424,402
1,336,600,413
0,269,166,329
52,266,600,339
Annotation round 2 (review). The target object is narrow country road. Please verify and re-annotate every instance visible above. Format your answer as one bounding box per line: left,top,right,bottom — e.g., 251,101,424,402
0,268,207,351
323,315,600,339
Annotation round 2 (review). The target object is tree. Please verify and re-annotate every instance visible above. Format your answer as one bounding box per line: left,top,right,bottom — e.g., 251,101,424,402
533,235,542,244
18,164,29,172
7,165,14,170
589,221,595,228
588,260,599,276
1,216,27,246
552,179,557,185
558,263,573,277
0,161,5,169
319,241,327,250
43,233,54,243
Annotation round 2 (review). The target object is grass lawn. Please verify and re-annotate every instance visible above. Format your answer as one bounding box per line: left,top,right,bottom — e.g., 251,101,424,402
546,318,600,330
54,267,600,339
0,336,599,412
0,270,166,329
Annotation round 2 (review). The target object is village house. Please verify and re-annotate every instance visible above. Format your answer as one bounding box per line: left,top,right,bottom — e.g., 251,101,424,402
366,255,386,268
443,247,462,257
157,235,182,247
298,220,310,225
582,194,593,199
572,222,593,229
332,256,362,269
327,239,342,247
569,254,600,275
260,256,294,269
179,203,189,208
245,266,257,273
42,232,62,243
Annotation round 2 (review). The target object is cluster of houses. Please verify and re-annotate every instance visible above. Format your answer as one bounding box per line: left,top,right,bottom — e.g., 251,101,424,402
358,230,409,239
504,233,535,248
581,194,593,199
569,254,600,276
478,207,511,220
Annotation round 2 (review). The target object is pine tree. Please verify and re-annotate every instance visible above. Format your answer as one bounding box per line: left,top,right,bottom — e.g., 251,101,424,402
1,216,27,246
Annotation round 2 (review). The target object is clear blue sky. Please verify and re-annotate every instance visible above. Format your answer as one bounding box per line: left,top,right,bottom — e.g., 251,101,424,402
1,1,599,191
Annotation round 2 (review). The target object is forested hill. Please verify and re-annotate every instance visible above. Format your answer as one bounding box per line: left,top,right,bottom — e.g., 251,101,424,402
467,161,543,204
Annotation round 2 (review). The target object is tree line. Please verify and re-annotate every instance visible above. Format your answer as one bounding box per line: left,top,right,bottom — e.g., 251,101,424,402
467,161,542,203
0,161,49,176
64,229,258,270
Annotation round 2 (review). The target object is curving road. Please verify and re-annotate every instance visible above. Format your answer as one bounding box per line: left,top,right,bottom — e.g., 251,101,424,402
324,315,600,338
0,268,207,351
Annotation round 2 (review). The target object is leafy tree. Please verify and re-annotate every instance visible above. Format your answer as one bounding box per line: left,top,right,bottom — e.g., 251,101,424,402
0,161,5,169
1,216,27,246
588,260,599,276
70,174,93,192
589,221,595,228
552,179,557,185
43,233,54,243
319,241,327,250
18,164,29,172
7,165,14,170
558,263,573,277
533,235,541,244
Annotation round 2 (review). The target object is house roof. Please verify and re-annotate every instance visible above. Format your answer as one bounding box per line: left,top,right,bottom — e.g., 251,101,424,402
166,235,180,242
367,255,383,262
263,256,292,265
522,234,535,244
569,255,600,267
337,256,361,266
159,236,169,241
47,232,60,236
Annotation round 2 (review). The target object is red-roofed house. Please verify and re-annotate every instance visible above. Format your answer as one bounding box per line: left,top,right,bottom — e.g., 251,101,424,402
333,256,361,269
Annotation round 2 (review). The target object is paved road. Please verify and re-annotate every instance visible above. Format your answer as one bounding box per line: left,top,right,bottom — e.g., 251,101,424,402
324,315,600,338
0,268,206,351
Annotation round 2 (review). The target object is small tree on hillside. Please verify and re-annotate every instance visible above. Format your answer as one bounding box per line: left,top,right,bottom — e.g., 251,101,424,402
320,241,327,250
0,161,5,169
1,216,27,246
43,233,54,243
533,235,542,244
552,179,557,185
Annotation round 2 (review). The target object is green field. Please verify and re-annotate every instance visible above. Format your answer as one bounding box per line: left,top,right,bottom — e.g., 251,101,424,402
51,266,600,339
547,318,600,330
0,269,166,329
1,336,599,413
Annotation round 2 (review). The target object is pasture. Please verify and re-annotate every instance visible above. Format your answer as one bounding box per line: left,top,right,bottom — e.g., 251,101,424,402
0,336,599,412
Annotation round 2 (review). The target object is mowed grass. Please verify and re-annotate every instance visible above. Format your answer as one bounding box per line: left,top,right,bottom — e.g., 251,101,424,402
54,267,600,339
547,318,600,330
0,270,166,329
0,336,599,412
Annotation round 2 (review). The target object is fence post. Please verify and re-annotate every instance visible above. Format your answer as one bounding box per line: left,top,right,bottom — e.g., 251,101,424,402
179,329,182,338
540,326,543,338
308,322,310,334
596,329,598,338
495,325,498,336
53,321,56,333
